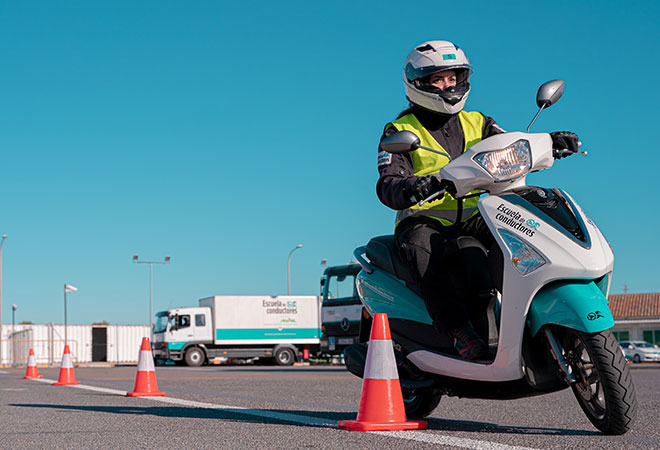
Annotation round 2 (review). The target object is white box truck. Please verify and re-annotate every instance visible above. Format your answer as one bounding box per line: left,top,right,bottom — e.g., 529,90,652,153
152,295,321,366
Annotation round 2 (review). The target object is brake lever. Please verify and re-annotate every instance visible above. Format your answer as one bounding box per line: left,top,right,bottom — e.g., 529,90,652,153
419,189,446,206
555,148,588,158
576,141,587,156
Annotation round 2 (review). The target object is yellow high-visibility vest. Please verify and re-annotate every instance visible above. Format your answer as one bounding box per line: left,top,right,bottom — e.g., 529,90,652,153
389,110,483,226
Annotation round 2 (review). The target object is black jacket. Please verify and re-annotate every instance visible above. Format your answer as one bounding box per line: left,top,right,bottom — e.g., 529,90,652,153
377,106,504,211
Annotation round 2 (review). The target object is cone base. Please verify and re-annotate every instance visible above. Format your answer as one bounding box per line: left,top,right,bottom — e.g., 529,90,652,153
24,375,44,379
337,419,427,431
53,381,81,386
126,391,166,397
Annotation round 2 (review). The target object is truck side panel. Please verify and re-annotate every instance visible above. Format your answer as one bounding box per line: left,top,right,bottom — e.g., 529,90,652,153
199,296,321,345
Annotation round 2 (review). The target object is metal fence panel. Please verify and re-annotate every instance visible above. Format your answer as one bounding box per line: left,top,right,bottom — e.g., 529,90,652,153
107,325,150,363
1,323,149,366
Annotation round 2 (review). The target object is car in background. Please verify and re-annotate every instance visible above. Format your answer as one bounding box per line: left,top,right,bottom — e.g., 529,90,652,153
619,340,660,363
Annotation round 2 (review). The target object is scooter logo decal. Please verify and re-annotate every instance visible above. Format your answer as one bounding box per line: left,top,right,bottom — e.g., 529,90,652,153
526,219,540,230
587,311,604,321
495,204,539,237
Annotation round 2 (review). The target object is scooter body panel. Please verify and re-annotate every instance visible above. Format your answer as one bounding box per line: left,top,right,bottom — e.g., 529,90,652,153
355,268,432,325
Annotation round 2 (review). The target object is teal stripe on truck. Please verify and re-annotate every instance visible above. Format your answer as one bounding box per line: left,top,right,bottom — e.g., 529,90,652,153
216,328,319,340
168,341,186,351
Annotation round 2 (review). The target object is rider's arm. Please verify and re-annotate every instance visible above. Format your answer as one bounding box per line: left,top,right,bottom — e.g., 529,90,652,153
376,127,419,210
482,115,506,138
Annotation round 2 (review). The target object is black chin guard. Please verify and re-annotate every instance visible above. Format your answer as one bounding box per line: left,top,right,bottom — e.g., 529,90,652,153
413,81,470,105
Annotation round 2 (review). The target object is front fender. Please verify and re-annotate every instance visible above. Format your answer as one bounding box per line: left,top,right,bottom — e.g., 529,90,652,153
527,280,614,336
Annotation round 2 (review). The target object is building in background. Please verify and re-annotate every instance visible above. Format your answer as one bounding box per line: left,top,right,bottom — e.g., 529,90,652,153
609,292,660,345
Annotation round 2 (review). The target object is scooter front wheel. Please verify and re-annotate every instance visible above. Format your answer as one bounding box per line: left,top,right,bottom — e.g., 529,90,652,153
561,329,636,434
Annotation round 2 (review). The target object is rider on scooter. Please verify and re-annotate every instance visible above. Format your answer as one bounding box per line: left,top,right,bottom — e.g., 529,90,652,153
376,40,579,360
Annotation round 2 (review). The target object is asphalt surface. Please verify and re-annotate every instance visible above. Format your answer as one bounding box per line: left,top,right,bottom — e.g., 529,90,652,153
1,364,659,449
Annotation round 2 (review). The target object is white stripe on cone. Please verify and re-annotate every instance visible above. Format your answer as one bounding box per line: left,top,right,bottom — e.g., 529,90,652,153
60,352,74,369
136,350,156,372
364,340,399,380
27,354,37,367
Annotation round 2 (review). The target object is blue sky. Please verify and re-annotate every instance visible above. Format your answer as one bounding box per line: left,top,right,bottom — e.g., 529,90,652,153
1,1,658,325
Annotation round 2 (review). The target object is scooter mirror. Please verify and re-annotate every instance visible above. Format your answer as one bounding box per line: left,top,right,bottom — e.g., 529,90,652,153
536,79,565,108
380,130,420,154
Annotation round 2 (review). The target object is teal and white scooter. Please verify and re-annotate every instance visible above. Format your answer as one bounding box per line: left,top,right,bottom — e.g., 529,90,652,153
347,80,636,434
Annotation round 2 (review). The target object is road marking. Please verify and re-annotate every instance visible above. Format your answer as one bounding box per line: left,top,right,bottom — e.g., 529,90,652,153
26,376,535,449
0,370,9,374
3,388,27,391
374,431,536,449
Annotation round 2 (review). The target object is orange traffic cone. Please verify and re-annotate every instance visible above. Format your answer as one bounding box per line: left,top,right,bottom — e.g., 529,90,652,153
53,344,80,386
23,348,43,379
338,313,427,431
127,337,166,397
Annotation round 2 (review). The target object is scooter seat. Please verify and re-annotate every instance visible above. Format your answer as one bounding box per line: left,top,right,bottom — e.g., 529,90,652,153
365,235,418,287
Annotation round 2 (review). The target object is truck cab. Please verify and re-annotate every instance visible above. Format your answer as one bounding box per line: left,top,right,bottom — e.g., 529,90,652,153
319,263,362,356
152,306,212,366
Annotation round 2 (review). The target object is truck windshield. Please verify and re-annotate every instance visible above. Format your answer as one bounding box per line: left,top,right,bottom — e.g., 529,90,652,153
326,274,357,301
153,314,170,333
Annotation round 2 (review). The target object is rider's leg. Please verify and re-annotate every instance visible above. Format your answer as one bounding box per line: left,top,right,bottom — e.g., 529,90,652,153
395,217,487,360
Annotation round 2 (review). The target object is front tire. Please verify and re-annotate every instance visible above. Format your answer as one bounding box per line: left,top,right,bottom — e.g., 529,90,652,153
562,329,636,434
402,387,442,418
184,347,206,367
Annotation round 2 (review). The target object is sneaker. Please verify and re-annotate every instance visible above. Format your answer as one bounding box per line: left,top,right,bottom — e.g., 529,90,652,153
449,325,488,361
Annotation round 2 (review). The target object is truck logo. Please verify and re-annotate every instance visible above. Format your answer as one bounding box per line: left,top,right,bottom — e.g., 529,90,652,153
341,318,350,331
587,311,604,321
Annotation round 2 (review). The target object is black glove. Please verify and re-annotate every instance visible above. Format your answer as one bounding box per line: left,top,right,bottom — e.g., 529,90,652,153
409,175,444,202
551,131,580,158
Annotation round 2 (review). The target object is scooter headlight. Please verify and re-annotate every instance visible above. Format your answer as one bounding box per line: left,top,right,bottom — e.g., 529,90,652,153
498,229,546,275
474,139,531,182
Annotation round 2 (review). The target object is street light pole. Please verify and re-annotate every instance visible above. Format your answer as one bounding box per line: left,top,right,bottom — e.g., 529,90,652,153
133,255,170,329
63,284,78,344
11,303,16,366
0,234,7,365
11,304,16,339
287,244,303,296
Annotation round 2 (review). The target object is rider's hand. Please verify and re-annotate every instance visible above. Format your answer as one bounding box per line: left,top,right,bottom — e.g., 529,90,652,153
551,131,580,158
410,175,444,202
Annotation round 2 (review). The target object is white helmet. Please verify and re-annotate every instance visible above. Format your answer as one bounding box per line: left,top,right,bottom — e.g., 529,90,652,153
403,40,473,115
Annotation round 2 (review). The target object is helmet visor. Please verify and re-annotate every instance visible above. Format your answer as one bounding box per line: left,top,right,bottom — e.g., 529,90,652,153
412,68,471,105
405,62,472,83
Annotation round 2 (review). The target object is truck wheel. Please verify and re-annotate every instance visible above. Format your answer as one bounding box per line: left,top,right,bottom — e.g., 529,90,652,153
184,347,206,367
274,347,295,366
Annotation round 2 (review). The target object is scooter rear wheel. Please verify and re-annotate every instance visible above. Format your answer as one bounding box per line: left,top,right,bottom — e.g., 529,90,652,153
402,387,442,418
561,329,636,434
